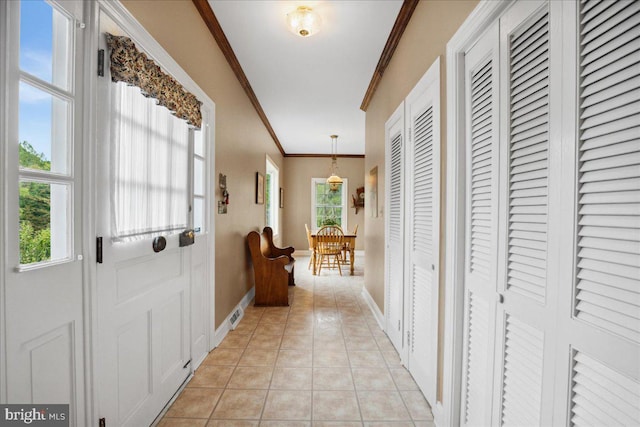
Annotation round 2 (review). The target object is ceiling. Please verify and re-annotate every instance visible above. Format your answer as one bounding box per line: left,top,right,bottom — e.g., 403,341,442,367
208,0,403,156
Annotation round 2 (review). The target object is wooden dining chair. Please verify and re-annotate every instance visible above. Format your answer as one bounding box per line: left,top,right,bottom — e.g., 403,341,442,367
316,225,344,275
342,223,358,263
305,223,315,270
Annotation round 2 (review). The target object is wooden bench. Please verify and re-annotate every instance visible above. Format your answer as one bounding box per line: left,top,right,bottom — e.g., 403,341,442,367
247,228,295,306
261,227,295,287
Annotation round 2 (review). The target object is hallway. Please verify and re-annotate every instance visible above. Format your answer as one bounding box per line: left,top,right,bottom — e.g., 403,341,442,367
158,255,434,426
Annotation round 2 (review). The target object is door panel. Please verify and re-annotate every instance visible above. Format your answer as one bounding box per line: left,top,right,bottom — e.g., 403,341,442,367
385,102,405,354
553,0,640,424
191,236,210,370
405,59,440,405
495,2,557,425
3,1,86,425
98,233,190,427
460,22,499,427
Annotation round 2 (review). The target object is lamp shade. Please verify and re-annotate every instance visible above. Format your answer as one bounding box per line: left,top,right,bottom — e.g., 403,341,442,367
326,134,342,191
286,6,321,37
327,173,343,192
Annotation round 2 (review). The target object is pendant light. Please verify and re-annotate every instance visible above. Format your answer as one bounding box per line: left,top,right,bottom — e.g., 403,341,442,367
327,134,343,192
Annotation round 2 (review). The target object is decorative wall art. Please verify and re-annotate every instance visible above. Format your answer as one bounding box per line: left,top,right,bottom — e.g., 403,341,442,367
352,186,365,214
256,172,265,205
218,173,228,214
369,166,378,218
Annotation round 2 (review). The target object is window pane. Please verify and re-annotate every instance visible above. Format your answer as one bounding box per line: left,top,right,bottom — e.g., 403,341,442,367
19,181,69,264
112,83,189,240
193,197,204,233
194,127,204,157
194,157,204,196
19,82,69,174
20,0,70,90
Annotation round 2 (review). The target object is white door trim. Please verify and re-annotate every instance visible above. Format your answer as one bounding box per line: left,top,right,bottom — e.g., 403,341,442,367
384,100,405,361
441,1,512,426
81,2,100,424
0,0,9,406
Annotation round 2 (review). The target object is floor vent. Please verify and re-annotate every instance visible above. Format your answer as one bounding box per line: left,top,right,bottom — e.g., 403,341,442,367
229,307,243,330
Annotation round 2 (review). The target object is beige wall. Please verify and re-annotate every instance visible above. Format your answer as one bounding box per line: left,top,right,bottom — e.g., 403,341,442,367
363,0,478,401
122,0,285,328
283,157,365,252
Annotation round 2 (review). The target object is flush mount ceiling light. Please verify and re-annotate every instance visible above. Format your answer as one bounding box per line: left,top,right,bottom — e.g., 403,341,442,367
286,6,321,37
327,134,343,192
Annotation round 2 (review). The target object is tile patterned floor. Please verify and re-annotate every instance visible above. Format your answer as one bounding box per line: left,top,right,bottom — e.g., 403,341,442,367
158,255,434,427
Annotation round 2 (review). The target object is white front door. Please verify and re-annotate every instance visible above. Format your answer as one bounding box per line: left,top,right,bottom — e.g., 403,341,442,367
2,1,86,425
385,102,405,354
405,58,441,405
95,21,191,426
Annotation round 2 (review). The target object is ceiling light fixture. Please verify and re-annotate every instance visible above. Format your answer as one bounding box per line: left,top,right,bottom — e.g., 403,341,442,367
327,135,343,192
286,6,321,38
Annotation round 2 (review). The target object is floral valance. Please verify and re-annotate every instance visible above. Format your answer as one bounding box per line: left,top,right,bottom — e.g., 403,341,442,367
105,33,202,129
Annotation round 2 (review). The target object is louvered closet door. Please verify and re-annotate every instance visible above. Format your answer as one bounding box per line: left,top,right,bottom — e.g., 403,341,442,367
494,1,560,425
405,58,440,405
459,22,499,427
385,102,405,354
552,0,640,424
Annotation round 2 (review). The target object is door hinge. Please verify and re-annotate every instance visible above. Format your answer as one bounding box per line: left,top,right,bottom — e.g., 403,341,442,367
99,418,106,427
183,359,191,369
96,237,103,264
397,320,401,331
98,49,105,77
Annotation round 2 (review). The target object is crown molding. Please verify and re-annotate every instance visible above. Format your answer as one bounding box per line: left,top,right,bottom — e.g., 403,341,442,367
192,0,286,157
360,0,419,112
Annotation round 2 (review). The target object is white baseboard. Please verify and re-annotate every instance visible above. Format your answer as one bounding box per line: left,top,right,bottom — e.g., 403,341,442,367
212,286,255,348
361,287,384,331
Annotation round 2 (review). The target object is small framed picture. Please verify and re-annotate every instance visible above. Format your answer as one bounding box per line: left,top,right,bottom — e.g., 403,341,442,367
256,172,264,205
279,187,284,208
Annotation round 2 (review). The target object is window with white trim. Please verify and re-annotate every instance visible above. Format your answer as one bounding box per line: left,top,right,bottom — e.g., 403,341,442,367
18,0,74,265
265,156,279,235
193,125,205,234
110,82,189,241
311,178,348,230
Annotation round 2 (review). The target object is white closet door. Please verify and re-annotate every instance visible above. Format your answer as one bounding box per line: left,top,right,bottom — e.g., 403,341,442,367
494,1,559,425
460,22,499,427
405,58,440,405
385,102,405,354
553,0,640,424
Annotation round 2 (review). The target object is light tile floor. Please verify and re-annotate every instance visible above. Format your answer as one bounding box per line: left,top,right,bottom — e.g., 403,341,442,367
158,255,434,427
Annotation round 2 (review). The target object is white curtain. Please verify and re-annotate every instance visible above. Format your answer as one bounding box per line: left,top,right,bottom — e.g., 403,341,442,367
111,82,189,241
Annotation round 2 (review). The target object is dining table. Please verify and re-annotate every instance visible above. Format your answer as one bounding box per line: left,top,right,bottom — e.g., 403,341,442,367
310,232,357,276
